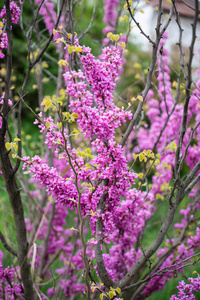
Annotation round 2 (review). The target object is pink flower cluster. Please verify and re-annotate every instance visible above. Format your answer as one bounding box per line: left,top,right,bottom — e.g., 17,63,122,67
103,0,119,30
0,29,8,59
170,276,200,300
34,0,56,36
0,93,13,106
0,94,13,128
63,43,139,237
0,0,22,59
102,0,127,75
102,188,154,281
0,1,21,24
103,0,120,46
64,45,132,141
23,155,77,210
0,250,24,299
33,113,68,150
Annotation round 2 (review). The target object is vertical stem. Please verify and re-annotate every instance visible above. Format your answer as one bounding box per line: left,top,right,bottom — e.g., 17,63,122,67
0,1,34,299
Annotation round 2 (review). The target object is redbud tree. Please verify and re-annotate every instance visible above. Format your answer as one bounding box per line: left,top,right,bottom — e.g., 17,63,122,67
1,0,200,299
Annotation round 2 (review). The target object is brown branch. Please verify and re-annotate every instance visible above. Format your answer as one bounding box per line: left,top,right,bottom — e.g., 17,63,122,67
0,1,34,299
125,0,154,45
0,230,18,257
118,184,185,291
58,110,92,299
183,160,200,190
174,0,199,177
120,2,173,147
38,202,56,279
95,180,115,288
124,194,199,298
78,3,96,41
181,0,200,13
123,252,200,292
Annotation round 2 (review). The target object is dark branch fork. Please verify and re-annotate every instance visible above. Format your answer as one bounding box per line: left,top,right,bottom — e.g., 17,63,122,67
0,1,64,299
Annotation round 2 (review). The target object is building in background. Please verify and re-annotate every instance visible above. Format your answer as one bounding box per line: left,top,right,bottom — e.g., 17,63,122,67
131,0,200,65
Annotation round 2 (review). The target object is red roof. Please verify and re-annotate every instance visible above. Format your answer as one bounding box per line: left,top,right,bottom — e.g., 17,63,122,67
149,0,200,19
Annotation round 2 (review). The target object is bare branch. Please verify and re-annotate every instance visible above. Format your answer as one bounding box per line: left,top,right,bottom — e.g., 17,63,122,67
78,3,96,41
174,0,199,177
120,3,174,147
0,230,18,257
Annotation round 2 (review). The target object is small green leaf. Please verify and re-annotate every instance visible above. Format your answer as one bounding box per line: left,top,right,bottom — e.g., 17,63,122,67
72,112,79,118
139,153,144,162
46,121,51,128
13,143,18,152
70,227,79,232
138,95,143,102
107,32,112,38
75,47,82,54
68,45,74,54
91,286,96,292
57,122,62,129
109,291,115,298
100,293,105,300
5,142,11,151
138,173,143,179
